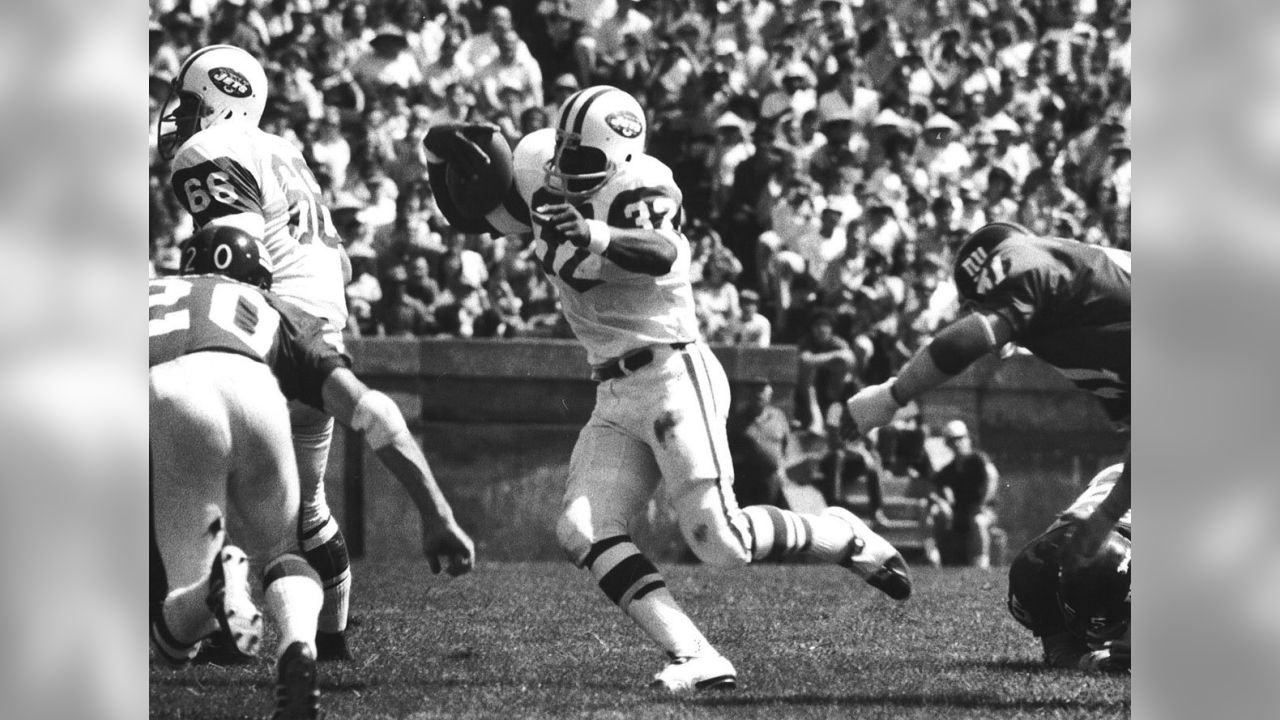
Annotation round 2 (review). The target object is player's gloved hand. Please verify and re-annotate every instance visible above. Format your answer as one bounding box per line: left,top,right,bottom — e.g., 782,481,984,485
532,202,592,247
1099,635,1131,673
421,518,476,578
844,380,903,435
423,122,500,175
1077,647,1129,673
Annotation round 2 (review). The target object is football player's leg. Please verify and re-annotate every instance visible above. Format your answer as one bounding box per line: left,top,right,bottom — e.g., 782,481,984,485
149,363,233,663
229,382,322,661
666,346,911,596
556,423,718,664
289,399,351,647
658,344,855,566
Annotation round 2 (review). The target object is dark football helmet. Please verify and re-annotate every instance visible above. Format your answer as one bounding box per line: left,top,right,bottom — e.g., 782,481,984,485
179,225,274,291
1057,529,1131,645
951,221,1032,302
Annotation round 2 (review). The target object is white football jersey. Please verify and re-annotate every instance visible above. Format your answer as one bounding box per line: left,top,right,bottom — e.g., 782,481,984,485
1051,463,1132,532
512,140,700,365
170,124,348,328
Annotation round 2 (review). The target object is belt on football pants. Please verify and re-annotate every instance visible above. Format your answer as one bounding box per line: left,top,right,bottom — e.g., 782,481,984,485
591,342,692,382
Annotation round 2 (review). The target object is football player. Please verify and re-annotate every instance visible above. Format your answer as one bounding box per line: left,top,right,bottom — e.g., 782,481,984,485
158,45,356,659
840,222,1131,562
423,86,911,692
1007,464,1131,672
150,227,476,668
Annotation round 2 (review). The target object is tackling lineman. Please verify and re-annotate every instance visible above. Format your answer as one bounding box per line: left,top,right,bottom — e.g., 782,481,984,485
151,226,475,716
424,86,911,692
1008,464,1131,672
840,222,1131,562
158,45,356,659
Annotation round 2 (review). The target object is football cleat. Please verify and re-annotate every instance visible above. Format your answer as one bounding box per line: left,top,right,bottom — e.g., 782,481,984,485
271,641,320,720
206,545,263,659
826,506,913,600
316,630,354,663
649,653,738,693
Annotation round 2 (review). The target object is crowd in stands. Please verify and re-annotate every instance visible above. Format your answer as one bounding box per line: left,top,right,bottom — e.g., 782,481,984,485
150,0,1132,408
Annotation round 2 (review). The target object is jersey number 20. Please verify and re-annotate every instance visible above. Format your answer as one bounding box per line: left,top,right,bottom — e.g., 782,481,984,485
150,278,281,359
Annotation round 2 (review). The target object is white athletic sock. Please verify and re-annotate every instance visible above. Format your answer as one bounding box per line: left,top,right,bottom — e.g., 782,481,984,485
583,536,713,658
264,554,323,660
300,514,351,634
742,505,854,563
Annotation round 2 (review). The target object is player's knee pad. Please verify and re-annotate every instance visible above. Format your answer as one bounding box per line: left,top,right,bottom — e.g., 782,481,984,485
555,507,593,566
676,503,751,567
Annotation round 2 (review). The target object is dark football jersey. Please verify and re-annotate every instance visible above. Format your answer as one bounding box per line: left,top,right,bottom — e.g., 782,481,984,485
962,237,1131,424
1007,520,1133,638
149,274,350,410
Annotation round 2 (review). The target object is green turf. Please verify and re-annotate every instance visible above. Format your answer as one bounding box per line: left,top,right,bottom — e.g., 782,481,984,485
151,561,1130,719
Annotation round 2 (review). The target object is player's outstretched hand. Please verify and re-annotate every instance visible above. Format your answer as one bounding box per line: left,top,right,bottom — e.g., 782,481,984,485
845,380,901,435
421,519,476,577
532,203,590,246
423,122,500,174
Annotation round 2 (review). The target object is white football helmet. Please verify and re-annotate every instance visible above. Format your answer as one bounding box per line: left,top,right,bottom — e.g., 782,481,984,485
544,85,646,199
158,45,268,160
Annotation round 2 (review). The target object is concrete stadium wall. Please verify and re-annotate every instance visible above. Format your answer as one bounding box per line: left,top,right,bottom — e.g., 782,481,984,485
324,339,1127,564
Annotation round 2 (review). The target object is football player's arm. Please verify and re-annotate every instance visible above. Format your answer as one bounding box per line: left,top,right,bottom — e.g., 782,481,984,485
319,368,475,576
1067,446,1131,559
844,310,1014,432
532,202,678,276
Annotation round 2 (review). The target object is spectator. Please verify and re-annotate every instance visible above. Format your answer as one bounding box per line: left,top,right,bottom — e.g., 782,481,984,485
795,310,854,437
816,62,880,135
421,25,476,106
733,289,772,347
431,81,480,126
372,264,435,337
350,25,423,94
459,5,538,79
208,0,266,57
915,112,972,191
577,0,654,82
693,247,743,344
477,28,544,114
929,420,1000,568
1018,154,1087,236
727,378,794,509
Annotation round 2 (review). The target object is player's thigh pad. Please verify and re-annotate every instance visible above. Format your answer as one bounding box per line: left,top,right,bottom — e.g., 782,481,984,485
556,420,662,564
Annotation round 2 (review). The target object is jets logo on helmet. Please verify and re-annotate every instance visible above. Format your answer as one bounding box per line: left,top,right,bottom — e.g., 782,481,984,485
208,67,252,98
545,85,647,199
605,111,643,139
158,45,268,161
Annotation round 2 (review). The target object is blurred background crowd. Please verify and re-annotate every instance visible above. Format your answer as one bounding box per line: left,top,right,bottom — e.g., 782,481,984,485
149,0,1131,400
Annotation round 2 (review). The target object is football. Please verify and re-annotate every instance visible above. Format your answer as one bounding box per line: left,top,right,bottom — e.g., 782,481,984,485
445,127,515,220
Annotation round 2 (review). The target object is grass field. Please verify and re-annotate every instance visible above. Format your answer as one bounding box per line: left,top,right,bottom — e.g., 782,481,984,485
151,561,1130,719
